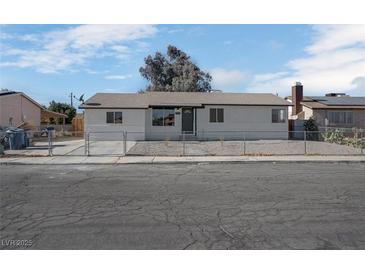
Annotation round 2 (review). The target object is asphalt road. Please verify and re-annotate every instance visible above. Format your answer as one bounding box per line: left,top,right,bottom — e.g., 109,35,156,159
1,163,365,249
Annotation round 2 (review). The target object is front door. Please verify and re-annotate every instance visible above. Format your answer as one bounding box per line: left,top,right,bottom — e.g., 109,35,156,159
181,107,194,134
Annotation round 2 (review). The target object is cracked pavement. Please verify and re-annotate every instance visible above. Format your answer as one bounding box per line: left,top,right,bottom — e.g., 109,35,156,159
1,163,365,249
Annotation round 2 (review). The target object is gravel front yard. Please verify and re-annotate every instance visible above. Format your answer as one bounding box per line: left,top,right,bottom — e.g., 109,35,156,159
127,140,363,156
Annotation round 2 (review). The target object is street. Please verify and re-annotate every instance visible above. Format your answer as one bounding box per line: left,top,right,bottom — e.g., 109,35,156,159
1,162,365,249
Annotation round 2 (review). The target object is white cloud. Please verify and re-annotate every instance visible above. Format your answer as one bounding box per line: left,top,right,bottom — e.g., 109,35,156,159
352,76,365,91
84,68,110,75
248,25,365,96
19,34,39,42
104,74,132,80
0,32,13,40
166,28,184,34
210,68,249,91
253,72,289,82
306,25,365,54
0,25,157,73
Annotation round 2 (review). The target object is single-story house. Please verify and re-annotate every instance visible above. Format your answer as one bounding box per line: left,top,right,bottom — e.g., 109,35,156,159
0,90,68,131
80,91,291,140
286,83,365,129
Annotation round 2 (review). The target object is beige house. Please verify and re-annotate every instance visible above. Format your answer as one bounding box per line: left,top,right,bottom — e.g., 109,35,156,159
286,83,365,129
80,91,291,140
0,90,68,130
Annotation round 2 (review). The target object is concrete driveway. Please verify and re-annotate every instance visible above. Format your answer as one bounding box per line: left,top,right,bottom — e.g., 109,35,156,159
3,139,136,156
65,140,136,156
1,163,364,249
4,138,85,156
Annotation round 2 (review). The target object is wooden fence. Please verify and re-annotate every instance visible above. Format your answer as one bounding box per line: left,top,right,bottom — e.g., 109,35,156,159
72,115,84,132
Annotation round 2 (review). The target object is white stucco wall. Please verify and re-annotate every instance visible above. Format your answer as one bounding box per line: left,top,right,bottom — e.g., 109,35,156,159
84,108,146,140
84,105,289,140
302,106,314,120
196,105,288,140
286,99,293,117
144,105,289,140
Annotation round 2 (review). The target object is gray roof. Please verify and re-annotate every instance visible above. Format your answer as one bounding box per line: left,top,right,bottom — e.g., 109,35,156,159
310,96,365,106
80,92,291,109
285,94,365,109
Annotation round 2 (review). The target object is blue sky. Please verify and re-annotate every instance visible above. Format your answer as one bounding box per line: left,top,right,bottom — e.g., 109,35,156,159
0,24,364,107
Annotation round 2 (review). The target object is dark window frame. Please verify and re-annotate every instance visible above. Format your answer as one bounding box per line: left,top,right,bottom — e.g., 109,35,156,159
328,111,353,125
152,107,175,126
209,108,224,123
106,112,114,124
114,112,123,124
272,109,286,123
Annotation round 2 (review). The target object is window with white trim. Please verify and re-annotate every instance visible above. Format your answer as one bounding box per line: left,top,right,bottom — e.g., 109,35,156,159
106,112,123,124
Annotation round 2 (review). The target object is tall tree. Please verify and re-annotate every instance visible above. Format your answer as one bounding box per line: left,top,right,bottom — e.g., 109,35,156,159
139,45,212,92
48,101,76,124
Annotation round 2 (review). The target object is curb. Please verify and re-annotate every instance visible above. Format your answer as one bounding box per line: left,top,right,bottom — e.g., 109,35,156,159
1,159,365,165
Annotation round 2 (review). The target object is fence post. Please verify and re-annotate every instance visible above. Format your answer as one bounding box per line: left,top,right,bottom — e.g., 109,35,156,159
84,131,87,155
122,131,127,156
243,132,246,155
182,131,186,156
304,130,307,155
48,131,53,156
356,129,362,154
87,132,90,156
361,131,364,155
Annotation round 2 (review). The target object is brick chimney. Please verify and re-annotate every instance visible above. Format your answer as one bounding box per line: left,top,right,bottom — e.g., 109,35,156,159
292,82,303,115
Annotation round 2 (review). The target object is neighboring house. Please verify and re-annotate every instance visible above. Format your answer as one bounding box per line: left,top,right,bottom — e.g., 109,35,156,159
0,90,68,130
80,91,291,140
286,82,365,129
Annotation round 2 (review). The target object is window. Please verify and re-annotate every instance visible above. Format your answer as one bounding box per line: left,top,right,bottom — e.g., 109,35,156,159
106,112,114,123
152,108,175,126
106,112,122,124
328,111,353,125
210,108,224,123
272,109,286,123
114,112,123,123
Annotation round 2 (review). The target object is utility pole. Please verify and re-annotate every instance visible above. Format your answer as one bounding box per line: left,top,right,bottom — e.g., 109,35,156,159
70,92,73,107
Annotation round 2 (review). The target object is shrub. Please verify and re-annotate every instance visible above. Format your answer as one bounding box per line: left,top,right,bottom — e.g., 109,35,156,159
304,117,319,140
322,129,345,144
322,127,365,149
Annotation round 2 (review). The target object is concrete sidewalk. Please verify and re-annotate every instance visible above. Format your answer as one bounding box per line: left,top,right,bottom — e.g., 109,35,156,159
1,155,365,165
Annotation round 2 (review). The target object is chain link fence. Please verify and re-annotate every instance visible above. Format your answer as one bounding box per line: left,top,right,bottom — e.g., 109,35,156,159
1,130,85,156
2,128,364,157
83,129,364,156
